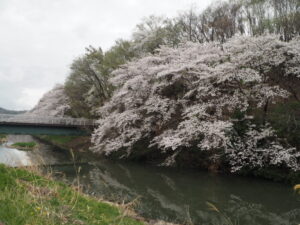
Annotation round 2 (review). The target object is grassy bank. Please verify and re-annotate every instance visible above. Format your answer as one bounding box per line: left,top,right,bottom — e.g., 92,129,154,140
10,142,37,151
0,164,143,225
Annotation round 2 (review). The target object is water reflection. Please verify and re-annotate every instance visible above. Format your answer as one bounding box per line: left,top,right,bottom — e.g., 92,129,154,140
52,161,300,225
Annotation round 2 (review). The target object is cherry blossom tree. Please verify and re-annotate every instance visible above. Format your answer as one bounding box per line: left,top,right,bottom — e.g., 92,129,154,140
27,84,71,117
92,35,300,172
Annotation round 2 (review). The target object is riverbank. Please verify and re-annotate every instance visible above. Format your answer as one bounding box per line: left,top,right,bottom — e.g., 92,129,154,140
34,135,91,152
8,141,37,151
0,164,144,225
34,134,300,184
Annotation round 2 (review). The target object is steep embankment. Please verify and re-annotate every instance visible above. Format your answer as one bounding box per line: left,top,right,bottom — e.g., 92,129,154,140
92,36,300,182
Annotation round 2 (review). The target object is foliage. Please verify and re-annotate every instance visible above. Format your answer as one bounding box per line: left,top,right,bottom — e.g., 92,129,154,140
102,40,136,76
64,46,109,118
0,164,143,225
64,40,139,118
92,35,300,173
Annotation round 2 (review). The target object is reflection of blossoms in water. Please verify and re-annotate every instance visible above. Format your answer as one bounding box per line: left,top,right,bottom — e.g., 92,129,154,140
69,162,300,225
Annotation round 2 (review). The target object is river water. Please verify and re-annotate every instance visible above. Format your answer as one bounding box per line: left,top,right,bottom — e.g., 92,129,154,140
1,135,299,225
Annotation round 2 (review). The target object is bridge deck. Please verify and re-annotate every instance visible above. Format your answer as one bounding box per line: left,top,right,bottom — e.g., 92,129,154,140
0,114,96,128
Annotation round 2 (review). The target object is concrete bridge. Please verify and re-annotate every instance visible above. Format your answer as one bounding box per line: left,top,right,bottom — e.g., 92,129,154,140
0,114,96,128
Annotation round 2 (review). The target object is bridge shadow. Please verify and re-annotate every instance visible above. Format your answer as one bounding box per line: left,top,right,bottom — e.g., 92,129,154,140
0,125,90,136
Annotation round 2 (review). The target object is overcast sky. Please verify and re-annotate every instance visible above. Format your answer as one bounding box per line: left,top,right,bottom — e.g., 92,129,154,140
0,0,212,110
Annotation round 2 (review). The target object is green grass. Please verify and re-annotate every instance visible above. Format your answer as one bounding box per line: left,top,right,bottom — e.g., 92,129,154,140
0,164,143,225
11,142,37,149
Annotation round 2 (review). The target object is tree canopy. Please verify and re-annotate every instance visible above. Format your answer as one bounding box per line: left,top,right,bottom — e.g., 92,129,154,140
91,35,300,173
63,0,299,118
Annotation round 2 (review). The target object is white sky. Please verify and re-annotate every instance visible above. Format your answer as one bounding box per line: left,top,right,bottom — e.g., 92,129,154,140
0,0,212,110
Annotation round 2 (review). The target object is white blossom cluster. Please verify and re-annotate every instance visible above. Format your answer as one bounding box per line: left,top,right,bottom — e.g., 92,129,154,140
92,35,300,172
27,84,71,117
227,124,300,172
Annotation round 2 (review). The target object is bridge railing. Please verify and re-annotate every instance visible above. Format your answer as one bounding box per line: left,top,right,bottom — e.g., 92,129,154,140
0,114,96,127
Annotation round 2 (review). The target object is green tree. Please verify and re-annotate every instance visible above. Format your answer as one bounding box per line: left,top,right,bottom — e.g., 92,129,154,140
102,39,135,76
65,46,111,118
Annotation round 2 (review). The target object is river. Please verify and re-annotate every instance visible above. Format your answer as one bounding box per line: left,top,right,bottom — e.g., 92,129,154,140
1,135,299,225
